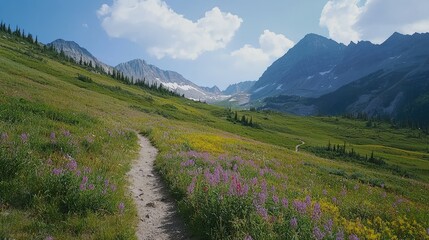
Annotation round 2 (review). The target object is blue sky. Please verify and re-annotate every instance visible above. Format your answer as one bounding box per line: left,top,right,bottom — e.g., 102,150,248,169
1,0,429,89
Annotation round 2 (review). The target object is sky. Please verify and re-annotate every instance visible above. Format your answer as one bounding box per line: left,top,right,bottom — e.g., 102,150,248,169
1,0,429,89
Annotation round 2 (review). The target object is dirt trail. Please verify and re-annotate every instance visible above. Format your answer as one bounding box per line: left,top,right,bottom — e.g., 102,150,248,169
295,140,305,152
128,134,191,240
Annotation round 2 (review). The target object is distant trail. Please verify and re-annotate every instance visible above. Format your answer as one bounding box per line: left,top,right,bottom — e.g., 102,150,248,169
128,134,191,240
295,140,305,152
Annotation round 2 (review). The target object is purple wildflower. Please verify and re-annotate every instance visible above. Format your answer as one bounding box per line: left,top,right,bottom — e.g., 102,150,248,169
110,184,117,192
50,132,56,142
52,168,62,176
88,184,95,190
45,236,54,240
181,159,195,167
66,159,77,171
62,130,71,137
313,226,325,240
1,132,8,141
82,176,88,185
293,200,307,214
282,198,289,208
332,197,338,205
341,188,347,197
426,228,429,235
118,202,125,214
322,189,327,195
324,219,334,234
290,217,298,229
233,164,238,172
187,177,196,195
256,205,268,219
336,231,344,240
257,192,267,205
84,167,91,174
75,170,81,176
312,202,322,221
349,234,359,240
305,195,311,205
272,194,279,204
104,179,109,187
20,133,29,143
244,235,253,240
80,183,86,191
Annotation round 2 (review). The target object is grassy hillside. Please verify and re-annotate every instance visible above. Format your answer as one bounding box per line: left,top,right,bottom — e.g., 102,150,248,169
1,31,429,239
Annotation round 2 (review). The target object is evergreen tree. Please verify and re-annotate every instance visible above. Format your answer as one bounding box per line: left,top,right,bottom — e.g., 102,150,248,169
234,111,238,121
35,36,38,45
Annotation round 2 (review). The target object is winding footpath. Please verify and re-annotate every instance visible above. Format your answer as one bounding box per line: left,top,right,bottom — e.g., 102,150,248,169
295,140,305,152
128,134,191,240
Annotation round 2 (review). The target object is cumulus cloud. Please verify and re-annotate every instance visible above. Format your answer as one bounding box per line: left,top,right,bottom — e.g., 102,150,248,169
320,0,429,44
231,30,294,69
97,0,242,60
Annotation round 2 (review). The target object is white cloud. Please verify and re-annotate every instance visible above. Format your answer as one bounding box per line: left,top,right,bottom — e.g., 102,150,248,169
320,0,429,44
97,0,242,60
231,30,294,68
82,23,89,28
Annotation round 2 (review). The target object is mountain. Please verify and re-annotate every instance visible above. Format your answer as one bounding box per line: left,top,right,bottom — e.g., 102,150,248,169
48,39,112,73
261,33,429,126
116,59,228,102
201,86,222,95
223,81,256,95
250,34,346,99
251,32,429,101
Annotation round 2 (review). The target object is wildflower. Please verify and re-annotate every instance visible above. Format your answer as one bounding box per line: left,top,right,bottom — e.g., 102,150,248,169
272,194,279,204
282,198,289,208
45,236,54,240
233,164,238,172
257,192,267,205
66,159,77,171
187,177,196,195
336,231,344,240
80,183,86,191
313,226,325,240
52,168,62,176
256,205,268,219
349,234,359,240
110,184,117,191
20,133,29,143
104,179,109,187
324,219,334,234
181,159,195,167
46,158,53,165
312,202,322,221
244,235,253,240
75,170,81,176
305,195,311,205
62,130,71,137
322,189,327,195
293,200,307,214
332,197,338,205
82,176,89,185
84,167,91,174
1,132,8,141
118,202,125,214
88,184,95,190
50,132,56,142
290,217,298,229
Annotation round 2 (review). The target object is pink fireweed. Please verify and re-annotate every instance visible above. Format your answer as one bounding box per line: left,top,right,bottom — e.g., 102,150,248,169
281,198,289,208
228,175,249,197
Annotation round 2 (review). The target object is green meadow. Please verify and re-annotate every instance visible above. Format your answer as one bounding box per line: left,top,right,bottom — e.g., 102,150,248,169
1,31,428,239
